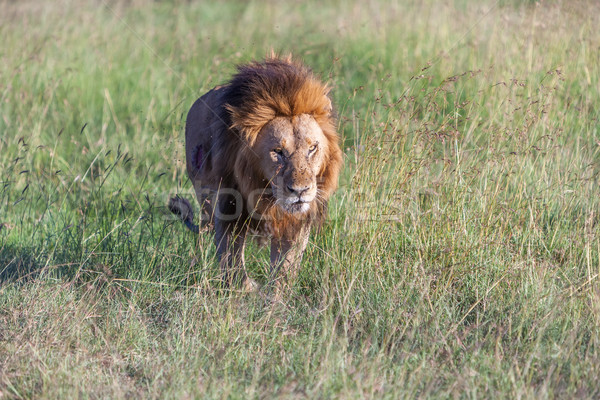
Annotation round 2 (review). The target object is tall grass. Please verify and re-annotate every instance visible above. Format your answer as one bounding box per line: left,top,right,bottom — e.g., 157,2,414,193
1,0,599,398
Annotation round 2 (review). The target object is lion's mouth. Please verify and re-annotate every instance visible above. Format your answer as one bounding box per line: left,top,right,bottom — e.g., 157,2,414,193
281,199,311,214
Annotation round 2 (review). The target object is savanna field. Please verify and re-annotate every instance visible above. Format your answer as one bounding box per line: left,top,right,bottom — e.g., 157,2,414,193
1,0,599,398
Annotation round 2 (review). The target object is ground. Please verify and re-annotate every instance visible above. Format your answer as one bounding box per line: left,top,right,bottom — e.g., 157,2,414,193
0,0,599,398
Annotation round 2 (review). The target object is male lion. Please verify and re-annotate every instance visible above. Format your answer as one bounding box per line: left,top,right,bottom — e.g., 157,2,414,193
169,56,342,292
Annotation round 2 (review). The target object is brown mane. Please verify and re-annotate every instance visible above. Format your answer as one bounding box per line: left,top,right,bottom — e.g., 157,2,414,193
224,56,343,234
225,57,334,146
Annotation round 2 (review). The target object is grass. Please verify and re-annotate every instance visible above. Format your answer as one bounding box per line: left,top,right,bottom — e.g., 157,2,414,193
1,0,599,398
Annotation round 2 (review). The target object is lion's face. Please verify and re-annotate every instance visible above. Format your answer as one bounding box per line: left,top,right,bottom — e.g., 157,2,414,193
254,114,329,215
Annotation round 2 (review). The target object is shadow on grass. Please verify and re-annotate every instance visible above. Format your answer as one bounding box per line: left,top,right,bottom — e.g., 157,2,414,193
0,244,43,285
0,243,77,286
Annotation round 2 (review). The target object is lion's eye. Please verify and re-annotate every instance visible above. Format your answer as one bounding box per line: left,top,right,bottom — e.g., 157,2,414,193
308,144,318,154
272,148,284,157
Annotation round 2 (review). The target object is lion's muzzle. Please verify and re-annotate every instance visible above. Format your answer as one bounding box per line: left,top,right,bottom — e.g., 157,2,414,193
279,185,315,214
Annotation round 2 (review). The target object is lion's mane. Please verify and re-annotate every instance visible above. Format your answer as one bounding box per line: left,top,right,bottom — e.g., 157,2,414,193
215,57,343,236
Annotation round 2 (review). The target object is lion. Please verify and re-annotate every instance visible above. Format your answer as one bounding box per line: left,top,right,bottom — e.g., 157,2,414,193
169,55,343,292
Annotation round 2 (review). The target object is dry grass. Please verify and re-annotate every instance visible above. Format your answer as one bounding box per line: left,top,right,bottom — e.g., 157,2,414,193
0,0,599,398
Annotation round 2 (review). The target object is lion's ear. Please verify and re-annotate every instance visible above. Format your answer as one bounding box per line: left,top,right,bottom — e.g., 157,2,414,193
323,95,333,115
265,49,293,64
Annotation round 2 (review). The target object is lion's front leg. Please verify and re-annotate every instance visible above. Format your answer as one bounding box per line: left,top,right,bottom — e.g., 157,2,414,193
213,195,255,291
214,220,247,287
269,224,310,293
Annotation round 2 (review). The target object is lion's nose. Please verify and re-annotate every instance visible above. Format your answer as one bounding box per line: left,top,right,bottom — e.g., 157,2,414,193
287,184,310,196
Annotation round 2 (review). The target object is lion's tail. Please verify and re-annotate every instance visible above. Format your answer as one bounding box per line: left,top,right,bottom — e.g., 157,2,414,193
168,196,200,234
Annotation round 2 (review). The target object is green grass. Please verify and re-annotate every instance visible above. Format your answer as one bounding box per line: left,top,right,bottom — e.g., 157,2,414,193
1,0,599,398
